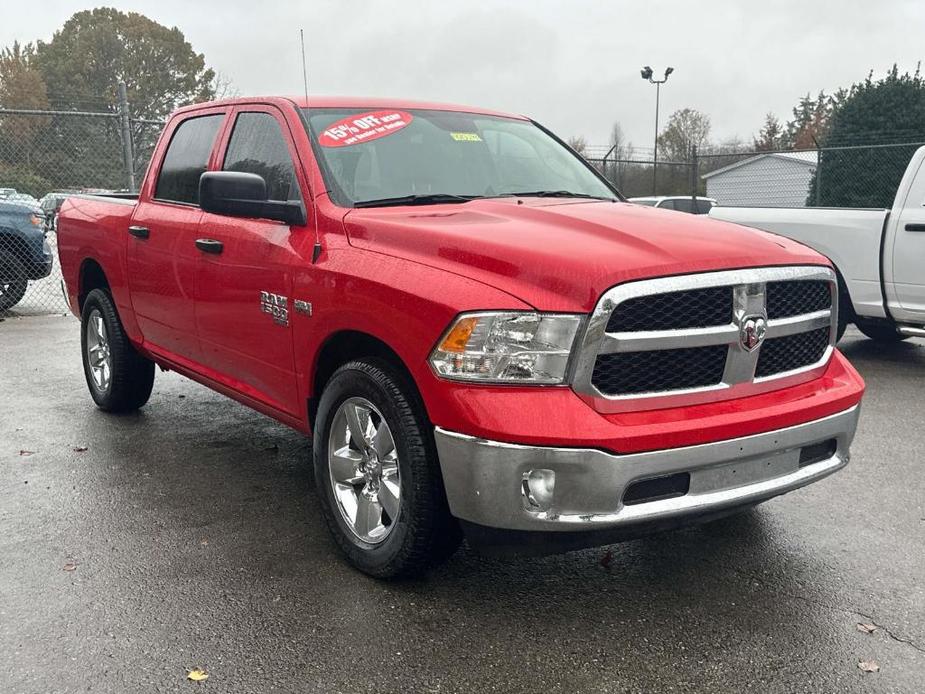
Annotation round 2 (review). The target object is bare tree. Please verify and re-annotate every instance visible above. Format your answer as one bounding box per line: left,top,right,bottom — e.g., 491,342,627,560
657,108,711,161
212,72,239,100
567,135,588,155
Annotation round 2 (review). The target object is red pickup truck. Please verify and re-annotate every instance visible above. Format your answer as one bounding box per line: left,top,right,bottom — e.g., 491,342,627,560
57,97,865,578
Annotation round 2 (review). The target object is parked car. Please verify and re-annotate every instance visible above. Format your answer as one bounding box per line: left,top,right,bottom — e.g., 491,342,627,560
0,188,41,208
0,199,52,310
629,195,716,214
710,147,925,342
39,192,73,233
56,97,864,578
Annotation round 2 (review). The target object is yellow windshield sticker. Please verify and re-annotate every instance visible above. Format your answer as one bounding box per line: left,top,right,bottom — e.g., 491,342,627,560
450,132,482,142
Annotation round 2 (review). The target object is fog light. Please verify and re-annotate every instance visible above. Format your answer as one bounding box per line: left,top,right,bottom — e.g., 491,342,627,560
522,469,555,511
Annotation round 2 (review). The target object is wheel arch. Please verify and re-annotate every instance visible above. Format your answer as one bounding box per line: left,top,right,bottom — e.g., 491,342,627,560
77,258,110,312
829,261,857,324
308,329,425,431
0,228,34,268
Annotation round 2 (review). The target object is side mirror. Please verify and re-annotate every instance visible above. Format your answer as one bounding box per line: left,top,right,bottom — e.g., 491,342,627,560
199,171,307,226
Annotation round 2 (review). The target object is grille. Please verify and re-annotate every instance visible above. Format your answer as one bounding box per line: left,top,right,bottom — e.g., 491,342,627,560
756,327,830,378
766,280,831,319
606,286,733,332
578,268,836,409
591,345,727,395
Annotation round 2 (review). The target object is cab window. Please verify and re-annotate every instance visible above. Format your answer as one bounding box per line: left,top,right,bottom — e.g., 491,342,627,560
154,114,224,205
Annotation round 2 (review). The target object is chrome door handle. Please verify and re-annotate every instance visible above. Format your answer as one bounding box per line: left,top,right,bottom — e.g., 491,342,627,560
128,225,149,239
195,238,224,254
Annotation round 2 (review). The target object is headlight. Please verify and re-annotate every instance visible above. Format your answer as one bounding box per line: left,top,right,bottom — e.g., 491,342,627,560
429,312,582,384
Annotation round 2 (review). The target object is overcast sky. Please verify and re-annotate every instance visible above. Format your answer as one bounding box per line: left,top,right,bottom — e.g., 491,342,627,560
4,1,924,150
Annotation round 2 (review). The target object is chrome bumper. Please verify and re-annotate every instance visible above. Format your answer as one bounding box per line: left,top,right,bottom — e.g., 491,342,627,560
434,406,859,532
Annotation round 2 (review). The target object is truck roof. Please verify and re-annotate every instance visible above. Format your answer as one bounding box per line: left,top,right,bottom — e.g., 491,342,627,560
173,96,528,121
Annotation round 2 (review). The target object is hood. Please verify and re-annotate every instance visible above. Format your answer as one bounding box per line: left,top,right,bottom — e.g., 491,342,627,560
0,199,42,216
342,199,828,312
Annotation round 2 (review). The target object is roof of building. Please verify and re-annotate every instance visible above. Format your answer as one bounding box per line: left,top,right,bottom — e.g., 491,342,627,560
701,150,818,179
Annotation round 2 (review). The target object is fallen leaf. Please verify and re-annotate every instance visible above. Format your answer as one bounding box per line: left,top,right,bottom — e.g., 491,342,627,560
19,450,34,457
858,660,880,673
73,447,88,453
200,539,209,546
600,549,613,571
857,622,878,634
187,668,209,682
63,562,78,572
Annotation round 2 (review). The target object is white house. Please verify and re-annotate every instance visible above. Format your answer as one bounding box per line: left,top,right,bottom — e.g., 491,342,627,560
702,151,818,207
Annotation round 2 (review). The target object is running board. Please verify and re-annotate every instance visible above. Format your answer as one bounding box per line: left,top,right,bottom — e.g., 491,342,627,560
898,325,925,337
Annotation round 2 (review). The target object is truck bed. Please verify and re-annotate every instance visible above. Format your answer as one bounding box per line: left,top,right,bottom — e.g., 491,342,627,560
56,194,138,319
709,206,890,319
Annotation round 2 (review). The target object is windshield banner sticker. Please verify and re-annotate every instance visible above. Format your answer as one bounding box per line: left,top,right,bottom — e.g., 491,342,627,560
450,132,482,142
318,110,413,148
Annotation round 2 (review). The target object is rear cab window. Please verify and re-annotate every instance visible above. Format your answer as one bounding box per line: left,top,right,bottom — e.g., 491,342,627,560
154,114,225,205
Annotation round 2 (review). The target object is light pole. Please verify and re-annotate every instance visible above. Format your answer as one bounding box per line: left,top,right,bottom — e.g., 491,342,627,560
641,65,673,195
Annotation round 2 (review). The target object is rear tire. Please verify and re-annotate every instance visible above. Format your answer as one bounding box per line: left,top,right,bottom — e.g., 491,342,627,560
0,251,28,311
313,359,461,579
80,288,155,412
855,318,909,343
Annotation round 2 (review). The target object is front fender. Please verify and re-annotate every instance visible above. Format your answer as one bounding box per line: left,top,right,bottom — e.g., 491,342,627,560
292,242,532,420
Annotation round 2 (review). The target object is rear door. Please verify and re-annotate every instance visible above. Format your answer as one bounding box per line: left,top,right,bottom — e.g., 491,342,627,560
128,110,226,360
889,155,925,317
194,106,308,415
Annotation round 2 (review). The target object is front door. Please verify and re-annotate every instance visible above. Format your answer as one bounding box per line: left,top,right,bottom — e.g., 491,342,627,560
127,112,226,361
195,107,308,415
892,156,925,318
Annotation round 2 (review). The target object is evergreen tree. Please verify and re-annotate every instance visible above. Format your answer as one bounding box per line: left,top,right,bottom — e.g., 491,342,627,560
753,113,784,151
808,65,925,207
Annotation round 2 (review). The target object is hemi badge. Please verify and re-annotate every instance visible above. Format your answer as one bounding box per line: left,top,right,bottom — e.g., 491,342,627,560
294,299,313,316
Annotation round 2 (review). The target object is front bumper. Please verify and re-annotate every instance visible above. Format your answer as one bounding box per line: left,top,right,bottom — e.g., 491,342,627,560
435,405,859,536
23,239,53,280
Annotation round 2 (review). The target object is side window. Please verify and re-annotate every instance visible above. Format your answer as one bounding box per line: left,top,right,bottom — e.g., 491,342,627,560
154,114,224,205
695,199,714,214
659,200,675,210
223,112,300,202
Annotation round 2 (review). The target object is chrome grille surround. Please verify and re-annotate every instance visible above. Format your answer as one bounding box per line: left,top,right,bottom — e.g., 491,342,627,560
570,266,838,413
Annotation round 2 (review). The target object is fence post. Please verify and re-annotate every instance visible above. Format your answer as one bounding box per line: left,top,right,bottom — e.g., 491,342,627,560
690,145,698,203
815,149,822,206
117,81,137,193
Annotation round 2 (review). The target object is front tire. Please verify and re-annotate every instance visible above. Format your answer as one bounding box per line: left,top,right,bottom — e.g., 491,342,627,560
313,359,461,578
855,318,909,343
80,288,155,412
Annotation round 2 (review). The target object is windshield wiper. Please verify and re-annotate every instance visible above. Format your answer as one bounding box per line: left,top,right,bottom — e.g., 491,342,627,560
494,190,615,200
353,193,479,208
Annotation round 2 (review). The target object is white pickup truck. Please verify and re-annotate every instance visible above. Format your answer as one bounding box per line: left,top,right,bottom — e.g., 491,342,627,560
710,146,925,342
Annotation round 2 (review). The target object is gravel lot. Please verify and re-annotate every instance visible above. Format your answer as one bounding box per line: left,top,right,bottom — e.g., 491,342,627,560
1,315,923,693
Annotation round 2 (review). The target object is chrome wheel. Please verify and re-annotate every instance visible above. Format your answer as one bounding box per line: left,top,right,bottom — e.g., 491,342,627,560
327,397,401,544
85,308,112,393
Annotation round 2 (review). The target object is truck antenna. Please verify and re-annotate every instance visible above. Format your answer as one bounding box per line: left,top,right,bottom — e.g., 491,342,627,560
299,29,309,107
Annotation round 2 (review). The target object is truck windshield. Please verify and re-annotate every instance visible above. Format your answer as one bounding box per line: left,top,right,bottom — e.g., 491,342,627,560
304,108,618,208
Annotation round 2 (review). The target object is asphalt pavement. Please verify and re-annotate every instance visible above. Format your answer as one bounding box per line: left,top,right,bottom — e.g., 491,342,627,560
1,315,923,693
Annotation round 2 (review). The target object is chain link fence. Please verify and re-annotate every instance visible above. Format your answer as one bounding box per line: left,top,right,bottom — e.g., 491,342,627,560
588,141,924,210
4,94,924,318
0,85,162,317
